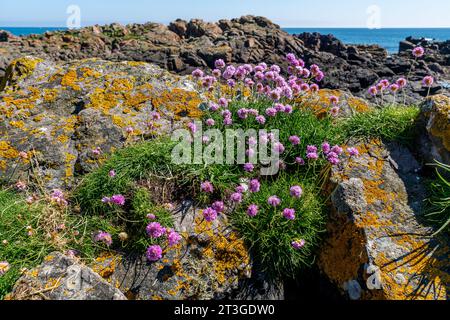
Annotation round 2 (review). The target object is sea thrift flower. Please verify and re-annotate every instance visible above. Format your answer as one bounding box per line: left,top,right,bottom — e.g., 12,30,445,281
265,107,277,117
248,136,257,146
246,148,255,157
310,84,319,92
146,245,163,262
51,189,68,206
396,77,407,88
108,170,116,178
187,122,197,133
327,153,340,165
15,181,27,191
227,79,236,87
412,46,425,58
230,192,243,204
268,195,281,207
202,136,210,144
307,152,319,160
147,213,156,220
203,207,218,222
347,147,360,157
218,98,229,107
151,111,161,120
237,108,248,119
322,142,331,154
249,179,261,193
389,84,399,93
243,163,254,172
223,117,233,126
18,151,28,159
209,103,219,112
256,115,266,125
247,204,259,217
422,76,434,87
92,147,102,156
192,69,204,78
331,145,343,155
201,181,214,193
125,126,134,134
273,142,285,154
205,118,215,127
212,69,221,77
368,86,378,96
289,136,301,145
146,222,166,238
307,145,318,154
295,157,305,165
291,239,306,250
167,230,182,247
330,95,339,105
379,79,390,89
283,208,296,220
94,231,112,247
212,201,225,213
330,107,340,117
0,261,11,276
274,103,285,112
215,59,226,69
269,89,281,101
110,195,125,206
284,104,293,114
290,186,303,198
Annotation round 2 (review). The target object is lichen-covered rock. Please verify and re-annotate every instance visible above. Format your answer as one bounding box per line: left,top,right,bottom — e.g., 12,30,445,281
6,252,127,300
0,57,203,189
91,200,254,300
420,95,450,165
319,140,450,300
295,89,372,118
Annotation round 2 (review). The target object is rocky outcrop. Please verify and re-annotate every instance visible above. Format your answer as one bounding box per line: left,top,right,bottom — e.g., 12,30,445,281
0,57,202,189
0,16,448,102
418,95,450,165
294,32,449,103
90,200,260,300
6,252,127,300
319,140,449,300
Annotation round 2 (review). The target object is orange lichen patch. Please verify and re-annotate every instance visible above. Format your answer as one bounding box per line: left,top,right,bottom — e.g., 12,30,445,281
0,56,43,91
9,120,26,130
0,141,19,160
61,69,81,91
111,78,135,92
80,67,102,79
347,97,371,113
427,95,450,151
91,253,122,279
193,213,250,286
319,213,368,285
64,152,76,180
43,88,58,103
152,88,203,119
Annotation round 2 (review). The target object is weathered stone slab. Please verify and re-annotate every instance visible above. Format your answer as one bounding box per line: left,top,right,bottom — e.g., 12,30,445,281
6,252,127,300
319,140,450,300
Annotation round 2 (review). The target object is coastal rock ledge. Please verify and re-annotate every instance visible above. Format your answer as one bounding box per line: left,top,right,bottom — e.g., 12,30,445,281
320,140,450,300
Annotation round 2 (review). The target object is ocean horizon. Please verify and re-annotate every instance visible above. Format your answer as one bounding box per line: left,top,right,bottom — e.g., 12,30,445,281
2,26,450,53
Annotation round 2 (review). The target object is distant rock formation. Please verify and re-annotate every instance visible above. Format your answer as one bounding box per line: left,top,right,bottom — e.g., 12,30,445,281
0,16,448,102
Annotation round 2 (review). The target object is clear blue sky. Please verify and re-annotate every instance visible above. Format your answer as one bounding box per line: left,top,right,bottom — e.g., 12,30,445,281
1,0,449,27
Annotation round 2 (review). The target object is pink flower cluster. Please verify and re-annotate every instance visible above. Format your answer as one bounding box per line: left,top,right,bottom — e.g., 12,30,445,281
102,194,126,206
94,231,113,247
193,54,324,105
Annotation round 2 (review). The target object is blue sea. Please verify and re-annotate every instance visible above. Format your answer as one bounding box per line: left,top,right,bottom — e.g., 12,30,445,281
2,27,450,54
284,28,450,53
